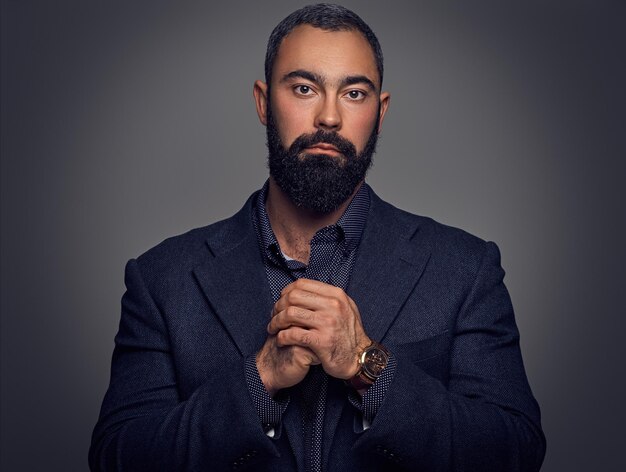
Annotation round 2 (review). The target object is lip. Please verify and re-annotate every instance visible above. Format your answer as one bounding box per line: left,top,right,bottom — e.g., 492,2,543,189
305,143,341,155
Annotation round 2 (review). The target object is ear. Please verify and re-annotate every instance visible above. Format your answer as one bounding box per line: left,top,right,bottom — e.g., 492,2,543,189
253,80,269,126
377,91,391,133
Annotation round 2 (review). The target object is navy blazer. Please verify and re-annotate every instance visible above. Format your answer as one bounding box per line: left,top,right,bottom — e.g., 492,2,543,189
90,188,545,471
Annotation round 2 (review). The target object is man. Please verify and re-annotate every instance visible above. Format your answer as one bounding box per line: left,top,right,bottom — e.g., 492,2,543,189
90,4,545,471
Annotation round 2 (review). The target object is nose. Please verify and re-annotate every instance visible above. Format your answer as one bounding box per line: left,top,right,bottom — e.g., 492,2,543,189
314,96,342,131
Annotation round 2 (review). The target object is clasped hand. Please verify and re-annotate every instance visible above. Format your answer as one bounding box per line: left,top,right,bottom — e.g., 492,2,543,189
256,278,371,396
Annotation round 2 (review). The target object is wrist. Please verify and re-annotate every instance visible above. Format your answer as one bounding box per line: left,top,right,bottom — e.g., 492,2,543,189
256,354,278,397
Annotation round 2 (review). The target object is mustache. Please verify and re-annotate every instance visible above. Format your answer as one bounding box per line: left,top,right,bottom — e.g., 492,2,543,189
288,130,357,159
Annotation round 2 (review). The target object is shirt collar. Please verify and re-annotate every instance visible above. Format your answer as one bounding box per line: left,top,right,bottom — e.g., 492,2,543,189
253,180,370,261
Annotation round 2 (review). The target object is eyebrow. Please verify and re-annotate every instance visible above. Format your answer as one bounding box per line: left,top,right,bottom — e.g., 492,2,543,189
280,69,377,92
341,75,377,92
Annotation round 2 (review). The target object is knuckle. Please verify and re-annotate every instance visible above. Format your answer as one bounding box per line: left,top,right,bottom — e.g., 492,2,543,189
276,330,288,344
287,306,312,321
329,298,342,311
297,308,311,320
291,347,308,365
300,332,312,345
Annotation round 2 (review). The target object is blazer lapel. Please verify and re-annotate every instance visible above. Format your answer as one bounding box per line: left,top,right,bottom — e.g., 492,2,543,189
192,198,274,357
347,191,434,343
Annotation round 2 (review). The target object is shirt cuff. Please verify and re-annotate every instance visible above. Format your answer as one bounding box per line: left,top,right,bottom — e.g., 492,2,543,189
244,355,289,432
347,353,397,424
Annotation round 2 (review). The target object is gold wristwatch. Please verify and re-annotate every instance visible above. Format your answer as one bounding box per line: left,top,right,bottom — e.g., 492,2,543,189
348,341,390,390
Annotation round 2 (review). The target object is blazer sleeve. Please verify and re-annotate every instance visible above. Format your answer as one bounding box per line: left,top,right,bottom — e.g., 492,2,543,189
88,259,279,471
352,242,546,471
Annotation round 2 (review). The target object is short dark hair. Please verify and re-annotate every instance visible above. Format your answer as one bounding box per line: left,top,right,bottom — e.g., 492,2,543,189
265,3,384,89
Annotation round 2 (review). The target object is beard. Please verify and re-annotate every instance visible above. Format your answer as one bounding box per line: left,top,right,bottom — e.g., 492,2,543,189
266,101,379,214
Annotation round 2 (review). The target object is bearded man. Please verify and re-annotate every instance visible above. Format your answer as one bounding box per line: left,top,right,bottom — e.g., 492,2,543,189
90,4,546,471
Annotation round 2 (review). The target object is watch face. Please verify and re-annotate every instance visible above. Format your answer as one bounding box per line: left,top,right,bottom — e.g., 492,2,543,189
363,347,389,378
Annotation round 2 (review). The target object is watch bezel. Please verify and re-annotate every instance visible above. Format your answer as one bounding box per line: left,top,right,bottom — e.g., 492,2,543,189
360,344,390,380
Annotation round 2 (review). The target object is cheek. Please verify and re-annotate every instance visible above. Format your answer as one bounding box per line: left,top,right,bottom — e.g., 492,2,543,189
272,97,314,146
345,109,378,151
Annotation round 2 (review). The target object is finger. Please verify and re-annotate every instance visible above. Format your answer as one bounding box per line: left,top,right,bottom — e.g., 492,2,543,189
275,326,320,352
291,345,321,366
280,278,345,298
347,297,361,318
268,306,321,334
272,288,329,316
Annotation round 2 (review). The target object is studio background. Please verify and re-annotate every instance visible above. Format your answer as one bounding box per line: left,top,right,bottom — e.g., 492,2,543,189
1,1,624,470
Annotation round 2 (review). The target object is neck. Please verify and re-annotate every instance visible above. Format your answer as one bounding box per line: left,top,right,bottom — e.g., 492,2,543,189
265,177,362,264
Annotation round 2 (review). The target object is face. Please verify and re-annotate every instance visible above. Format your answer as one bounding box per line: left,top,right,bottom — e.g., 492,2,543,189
254,25,390,213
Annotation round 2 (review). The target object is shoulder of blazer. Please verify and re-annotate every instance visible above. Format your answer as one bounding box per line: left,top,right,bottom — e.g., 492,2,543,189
367,188,492,274
133,190,259,281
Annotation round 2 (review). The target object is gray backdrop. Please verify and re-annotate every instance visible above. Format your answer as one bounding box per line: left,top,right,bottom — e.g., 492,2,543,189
1,0,625,470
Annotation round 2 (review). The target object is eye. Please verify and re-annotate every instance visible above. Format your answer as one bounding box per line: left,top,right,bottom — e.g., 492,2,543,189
294,85,313,96
345,90,366,101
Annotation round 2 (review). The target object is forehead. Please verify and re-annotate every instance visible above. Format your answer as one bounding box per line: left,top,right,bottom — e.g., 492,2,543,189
272,24,380,88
